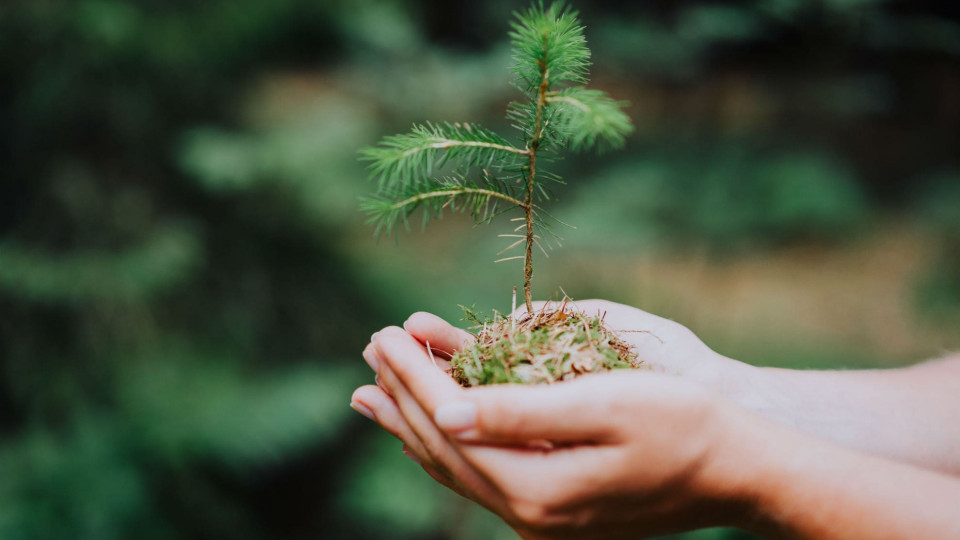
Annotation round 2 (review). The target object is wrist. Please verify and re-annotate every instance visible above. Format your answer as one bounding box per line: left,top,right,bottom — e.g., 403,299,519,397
686,399,771,532
700,400,960,539
691,362,800,533
697,353,771,412
696,399,852,538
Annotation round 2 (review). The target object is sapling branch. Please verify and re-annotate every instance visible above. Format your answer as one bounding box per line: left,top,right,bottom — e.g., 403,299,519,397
400,140,530,158
387,188,527,213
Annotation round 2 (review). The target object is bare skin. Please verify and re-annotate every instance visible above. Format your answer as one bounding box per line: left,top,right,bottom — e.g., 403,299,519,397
351,300,960,538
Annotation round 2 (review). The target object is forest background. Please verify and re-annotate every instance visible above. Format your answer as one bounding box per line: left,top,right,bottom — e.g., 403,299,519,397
1,0,958,538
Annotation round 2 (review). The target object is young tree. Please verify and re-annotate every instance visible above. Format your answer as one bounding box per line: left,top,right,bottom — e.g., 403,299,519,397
361,1,633,314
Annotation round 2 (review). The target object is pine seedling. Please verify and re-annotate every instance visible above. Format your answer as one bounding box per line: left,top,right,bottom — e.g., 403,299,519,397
361,1,641,385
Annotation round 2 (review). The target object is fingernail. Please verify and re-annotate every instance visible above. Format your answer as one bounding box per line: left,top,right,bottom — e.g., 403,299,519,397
401,446,421,464
370,332,379,342
350,401,375,421
434,401,477,433
362,348,379,372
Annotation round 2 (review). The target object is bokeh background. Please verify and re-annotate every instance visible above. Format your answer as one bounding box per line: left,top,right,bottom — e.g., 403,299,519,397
1,0,958,538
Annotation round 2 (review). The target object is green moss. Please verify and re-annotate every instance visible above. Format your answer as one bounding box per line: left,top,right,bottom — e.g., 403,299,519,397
451,304,642,386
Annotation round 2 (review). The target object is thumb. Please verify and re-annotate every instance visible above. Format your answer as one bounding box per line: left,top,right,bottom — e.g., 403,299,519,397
433,379,617,444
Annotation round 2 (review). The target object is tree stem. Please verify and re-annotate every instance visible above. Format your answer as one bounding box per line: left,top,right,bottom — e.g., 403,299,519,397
524,60,549,314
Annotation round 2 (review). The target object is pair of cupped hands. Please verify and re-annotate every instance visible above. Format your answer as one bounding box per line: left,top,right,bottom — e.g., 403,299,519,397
352,300,768,539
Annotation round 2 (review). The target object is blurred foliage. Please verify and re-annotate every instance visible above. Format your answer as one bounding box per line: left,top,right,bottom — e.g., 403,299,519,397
913,171,960,323
1,0,958,538
560,148,869,252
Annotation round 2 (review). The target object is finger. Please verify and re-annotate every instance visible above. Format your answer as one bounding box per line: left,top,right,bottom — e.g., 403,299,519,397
363,344,393,397
376,324,452,372
362,341,380,373
433,375,622,444
348,388,467,501
373,326,463,414
355,381,475,500
364,341,448,397
401,445,421,464
374,347,509,513
403,312,475,359
419,460,471,499
368,333,495,485
463,443,621,503
372,340,462,456
401,445,470,499
351,385,431,460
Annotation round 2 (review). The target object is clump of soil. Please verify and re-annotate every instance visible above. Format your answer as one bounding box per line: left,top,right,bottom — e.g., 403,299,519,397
450,302,642,386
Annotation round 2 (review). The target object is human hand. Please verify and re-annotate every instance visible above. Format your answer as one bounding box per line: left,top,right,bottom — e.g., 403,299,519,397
352,327,754,539
352,312,960,539
400,299,754,396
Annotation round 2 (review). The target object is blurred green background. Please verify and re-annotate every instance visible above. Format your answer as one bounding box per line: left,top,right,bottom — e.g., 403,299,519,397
1,0,958,538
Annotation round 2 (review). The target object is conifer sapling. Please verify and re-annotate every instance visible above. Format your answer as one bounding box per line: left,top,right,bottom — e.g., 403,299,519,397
361,1,642,385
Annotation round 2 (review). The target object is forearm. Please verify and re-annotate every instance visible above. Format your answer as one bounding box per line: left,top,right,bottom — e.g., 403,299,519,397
665,387,960,539
714,354,960,475
716,409,960,539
